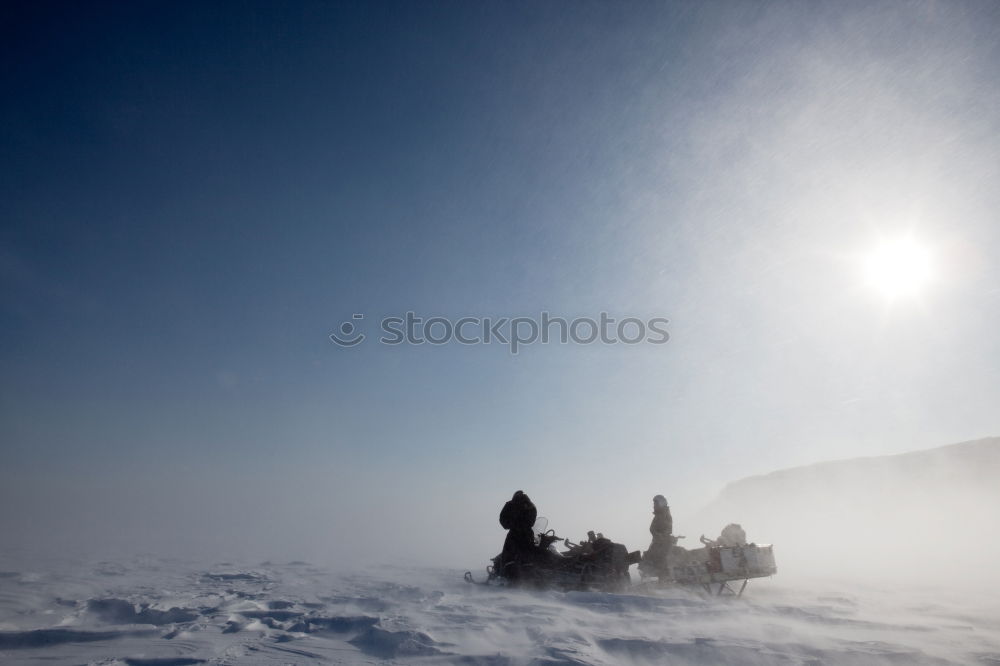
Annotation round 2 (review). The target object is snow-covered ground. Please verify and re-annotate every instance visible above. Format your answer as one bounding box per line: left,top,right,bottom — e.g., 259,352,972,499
1,553,998,665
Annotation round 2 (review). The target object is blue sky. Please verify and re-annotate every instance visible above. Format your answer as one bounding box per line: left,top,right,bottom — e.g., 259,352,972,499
2,1,999,564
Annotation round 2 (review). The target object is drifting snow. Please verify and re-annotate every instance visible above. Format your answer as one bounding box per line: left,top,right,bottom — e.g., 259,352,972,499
0,555,998,665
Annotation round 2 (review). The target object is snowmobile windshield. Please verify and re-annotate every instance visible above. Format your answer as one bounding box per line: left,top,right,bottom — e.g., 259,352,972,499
533,517,549,543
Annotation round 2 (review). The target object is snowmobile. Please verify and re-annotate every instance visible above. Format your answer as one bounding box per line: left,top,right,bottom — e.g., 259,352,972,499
466,519,776,597
465,519,641,592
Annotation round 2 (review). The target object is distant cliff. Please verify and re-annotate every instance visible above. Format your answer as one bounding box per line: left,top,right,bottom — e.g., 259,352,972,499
695,437,1000,583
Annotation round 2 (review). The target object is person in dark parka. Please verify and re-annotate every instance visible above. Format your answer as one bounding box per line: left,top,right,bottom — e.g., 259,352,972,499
499,490,538,572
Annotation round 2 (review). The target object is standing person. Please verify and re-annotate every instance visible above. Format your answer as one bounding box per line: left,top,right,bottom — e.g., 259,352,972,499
498,490,538,576
640,494,673,578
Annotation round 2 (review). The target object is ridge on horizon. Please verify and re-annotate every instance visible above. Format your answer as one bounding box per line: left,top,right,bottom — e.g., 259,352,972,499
716,435,1000,499
693,435,1000,583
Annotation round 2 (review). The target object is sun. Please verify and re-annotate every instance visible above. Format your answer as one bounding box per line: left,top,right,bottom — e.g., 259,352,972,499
862,235,934,301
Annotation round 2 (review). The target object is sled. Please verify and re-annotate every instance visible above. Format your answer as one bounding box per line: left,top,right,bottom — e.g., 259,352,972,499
656,544,777,597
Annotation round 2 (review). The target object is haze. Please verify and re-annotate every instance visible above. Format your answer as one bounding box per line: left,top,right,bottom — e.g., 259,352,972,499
2,1,999,583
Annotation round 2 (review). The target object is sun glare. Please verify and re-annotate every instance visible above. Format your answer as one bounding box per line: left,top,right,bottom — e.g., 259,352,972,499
863,235,934,301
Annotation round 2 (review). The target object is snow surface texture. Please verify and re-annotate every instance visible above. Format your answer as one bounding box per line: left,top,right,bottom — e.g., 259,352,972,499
1,554,998,665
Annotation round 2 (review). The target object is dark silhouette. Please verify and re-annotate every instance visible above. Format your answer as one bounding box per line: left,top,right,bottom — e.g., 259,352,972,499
478,490,638,590
498,490,538,576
